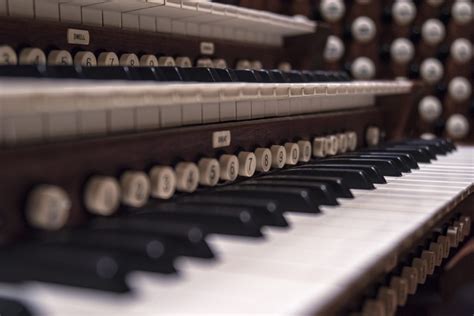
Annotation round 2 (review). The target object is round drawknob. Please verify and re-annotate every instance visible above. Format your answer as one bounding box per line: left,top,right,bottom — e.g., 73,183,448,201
450,38,472,64
320,0,345,22
418,96,442,122
421,19,445,45
420,58,444,84
351,57,375,79
26,185,71,230
351,16,377,42
120,171,150,207
324,35,345,62
392,0,417,25
366,126,381,147
390,38,415,63
448,77,472,102
446,114,469,139
84,176,121,216
452,1,473,25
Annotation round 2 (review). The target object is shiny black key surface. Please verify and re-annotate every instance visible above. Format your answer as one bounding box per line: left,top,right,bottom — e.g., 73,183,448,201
0,243,129,292
133,203,263,237
252,69,273,83
268,70,287,83
363,147,432,163
233,69,258,82
176,196,288,227
0,64,46,78
210,68,234,82
301,163,386,184
155,66,183,81
178,67,215,82
260,174,354,198
212,186,321,213
348,152,419,169
81,66,133,80
89,218,213,259
319,158,403,176
279,168,375,190
242,179,338,205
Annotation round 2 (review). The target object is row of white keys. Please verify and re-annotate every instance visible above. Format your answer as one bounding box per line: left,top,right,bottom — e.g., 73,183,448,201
0,147,471,314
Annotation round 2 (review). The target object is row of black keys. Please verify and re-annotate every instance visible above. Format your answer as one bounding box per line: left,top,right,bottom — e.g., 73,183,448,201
0,139,455,296
0,64,351,83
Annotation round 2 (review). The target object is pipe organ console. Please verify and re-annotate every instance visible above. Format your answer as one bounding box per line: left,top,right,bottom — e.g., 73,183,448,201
0,1,473,316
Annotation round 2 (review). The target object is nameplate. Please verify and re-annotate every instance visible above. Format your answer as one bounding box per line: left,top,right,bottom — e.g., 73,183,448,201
212,130,231,148
200,42,215,55
67,29,90,45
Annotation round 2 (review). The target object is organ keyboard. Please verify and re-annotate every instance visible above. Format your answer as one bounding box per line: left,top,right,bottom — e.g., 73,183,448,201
0,1,473,316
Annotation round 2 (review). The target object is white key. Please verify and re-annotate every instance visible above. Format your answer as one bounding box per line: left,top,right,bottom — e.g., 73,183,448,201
351,16,376,42
250,60,262,70
420,58,443,84
446,114,469,139
351,57,375,79
448,77,471,102
74,51,97,67
392,0,416,25
196,58,212,68
198,158,220,187
313,137,327,157
254,148,272,172
140,55,158,67
421,19,445,45
450,38,472,64
175,162,199,193
98,52,119,66
270,145,286,168
84,176,121,216
346,131,358,151
26,185,71,230
324,35,345,62
320,0,345,22
238,152,257,177
336,133,348,153
0,45,18,65
297,140,312,162
418,96,442,122
120,53,140,67
452,1,472,25
149,166,176,199
219,155,239,181
120,171,150,207
213,58,227,69
236,59,251,69
47,50,73,66
390,38,414,64
284,142,300,165
19,47,46,65
158,56,176,67
325,135,339,155
175,57,192,68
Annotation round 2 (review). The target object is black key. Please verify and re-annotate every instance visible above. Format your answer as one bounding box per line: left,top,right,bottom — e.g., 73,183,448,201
178,67,215,82
133,203,263,237
0,64,46,78
0,243,129,292
364,148,432,163
348,152,419,169
212,186,320,213
301,70,315,82
389,145,437,160
320,158,403,176
39,229,176,274
251,70,273,83
403,140,448,155
81,66,133,80
133,67,166,81
301,163,386,184
233,69,258,82
260,174,354,198
268,70,287,83
311,70,330,82
285,71,306,83
89,218,213,259
155,66,183,81
243,179,338,205
338,153,411,172
176,196,288,227
210,68,234,82
0,297,32,316
279,168,375,189
45,65,83,79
